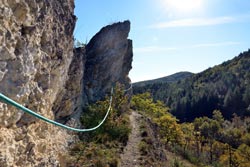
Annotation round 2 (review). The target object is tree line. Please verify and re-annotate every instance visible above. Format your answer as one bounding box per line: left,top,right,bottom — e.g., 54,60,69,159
133,49,250,122
132,92,250,166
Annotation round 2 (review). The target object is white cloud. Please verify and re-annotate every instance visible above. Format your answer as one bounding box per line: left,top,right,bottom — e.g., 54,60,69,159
134,46,177,54
150,17,234,28
191,41,240,48
134,41,240,54
150,14,250,29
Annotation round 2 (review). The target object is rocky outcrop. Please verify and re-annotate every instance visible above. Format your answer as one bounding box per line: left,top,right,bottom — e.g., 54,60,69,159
0,1,133,166
83,21,133,103
53,21,133,124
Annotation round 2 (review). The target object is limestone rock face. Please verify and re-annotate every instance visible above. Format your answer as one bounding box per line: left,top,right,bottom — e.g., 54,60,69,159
83,21,133,103
0,0,76,166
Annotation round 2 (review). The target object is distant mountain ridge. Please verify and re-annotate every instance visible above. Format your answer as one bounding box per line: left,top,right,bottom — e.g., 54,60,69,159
133,72,193,87
133,49,250,122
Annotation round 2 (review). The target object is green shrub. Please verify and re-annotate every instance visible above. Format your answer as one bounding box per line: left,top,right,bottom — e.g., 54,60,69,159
80,84,131,144
139,141,149,155
67,84,131,166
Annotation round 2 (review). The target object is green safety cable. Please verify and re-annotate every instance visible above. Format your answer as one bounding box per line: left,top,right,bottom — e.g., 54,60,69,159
124,83,133,92
0,88,113,132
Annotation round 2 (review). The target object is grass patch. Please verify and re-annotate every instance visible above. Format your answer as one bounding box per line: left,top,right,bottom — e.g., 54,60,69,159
171,157,184,167
67,141,120,167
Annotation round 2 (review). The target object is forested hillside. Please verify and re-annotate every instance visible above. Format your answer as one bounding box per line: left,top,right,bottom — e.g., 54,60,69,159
134,72,193,87
132,93,250,166
133,49,250,122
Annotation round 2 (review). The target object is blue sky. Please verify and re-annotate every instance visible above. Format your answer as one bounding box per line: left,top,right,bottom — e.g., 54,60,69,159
74,0,250,82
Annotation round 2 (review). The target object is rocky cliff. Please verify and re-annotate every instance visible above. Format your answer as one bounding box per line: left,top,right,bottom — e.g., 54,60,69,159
83,21,132,104
0,0,133,166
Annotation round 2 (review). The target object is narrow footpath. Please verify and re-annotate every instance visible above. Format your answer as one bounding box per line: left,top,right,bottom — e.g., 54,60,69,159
120,110,197,167
120,111,142,167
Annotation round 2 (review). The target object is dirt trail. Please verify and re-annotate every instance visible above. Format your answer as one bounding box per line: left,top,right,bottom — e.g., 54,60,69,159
120,111,142,167
120,111,197,167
